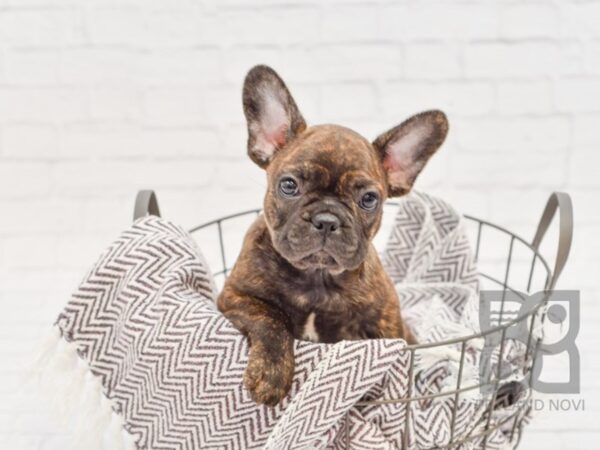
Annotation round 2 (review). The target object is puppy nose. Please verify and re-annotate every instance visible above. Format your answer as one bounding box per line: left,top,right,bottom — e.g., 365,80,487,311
311,212,341,233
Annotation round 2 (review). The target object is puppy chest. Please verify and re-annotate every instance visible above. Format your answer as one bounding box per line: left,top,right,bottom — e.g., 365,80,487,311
285,283,385,342
301,312,319,342
295,309,377,343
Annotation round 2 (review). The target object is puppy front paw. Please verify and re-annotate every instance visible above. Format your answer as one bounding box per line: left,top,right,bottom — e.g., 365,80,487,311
244,343,294,406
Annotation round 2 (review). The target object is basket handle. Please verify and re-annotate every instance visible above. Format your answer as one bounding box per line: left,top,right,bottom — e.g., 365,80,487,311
133,190,161,221
531,192,573,289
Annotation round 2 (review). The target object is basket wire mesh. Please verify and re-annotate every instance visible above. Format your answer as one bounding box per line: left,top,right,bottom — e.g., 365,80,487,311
134,190,573,450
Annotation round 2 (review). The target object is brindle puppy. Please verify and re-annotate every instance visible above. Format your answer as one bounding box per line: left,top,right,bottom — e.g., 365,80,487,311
218,65,448,406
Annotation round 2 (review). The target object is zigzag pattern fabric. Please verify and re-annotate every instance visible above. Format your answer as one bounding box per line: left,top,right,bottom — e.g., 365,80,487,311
55,192,527,449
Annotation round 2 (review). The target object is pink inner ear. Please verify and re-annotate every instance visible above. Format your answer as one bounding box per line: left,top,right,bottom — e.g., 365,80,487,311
383,152,411,190
260,91,291,151
252,122,289,163
382,153,404,172
269,123,289,148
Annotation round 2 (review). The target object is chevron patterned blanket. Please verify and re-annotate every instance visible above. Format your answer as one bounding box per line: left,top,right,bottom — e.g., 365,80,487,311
43,192,527,449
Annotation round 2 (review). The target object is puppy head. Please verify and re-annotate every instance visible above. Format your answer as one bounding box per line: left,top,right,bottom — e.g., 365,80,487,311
243,65,448,273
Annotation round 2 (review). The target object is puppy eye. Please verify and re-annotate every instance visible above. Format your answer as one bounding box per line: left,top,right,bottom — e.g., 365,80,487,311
279,177,299,197
359,192,379,211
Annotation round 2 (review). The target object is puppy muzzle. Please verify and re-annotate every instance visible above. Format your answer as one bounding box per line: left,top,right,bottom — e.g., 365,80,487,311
278,205,364,271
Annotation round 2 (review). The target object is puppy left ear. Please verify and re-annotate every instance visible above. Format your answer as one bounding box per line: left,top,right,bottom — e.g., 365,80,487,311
243,65,307,168
373,110,448,197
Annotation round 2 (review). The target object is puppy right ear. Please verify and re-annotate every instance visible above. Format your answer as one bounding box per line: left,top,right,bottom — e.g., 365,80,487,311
243,65,306,168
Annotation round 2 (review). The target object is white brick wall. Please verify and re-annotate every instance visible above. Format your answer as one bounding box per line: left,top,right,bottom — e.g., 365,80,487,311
1,1,599,448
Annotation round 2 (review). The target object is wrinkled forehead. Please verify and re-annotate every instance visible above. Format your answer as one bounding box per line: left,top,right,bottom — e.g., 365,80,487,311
272,125,383,178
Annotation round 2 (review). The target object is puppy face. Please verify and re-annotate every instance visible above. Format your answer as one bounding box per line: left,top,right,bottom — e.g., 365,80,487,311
263,125,385,271
242,65,449,273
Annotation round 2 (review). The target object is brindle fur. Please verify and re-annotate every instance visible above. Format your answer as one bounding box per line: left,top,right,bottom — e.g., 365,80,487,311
218,65,448,406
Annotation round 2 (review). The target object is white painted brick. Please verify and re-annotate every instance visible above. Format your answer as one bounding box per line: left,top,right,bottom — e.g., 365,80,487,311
60,123,220,158
215,159,267,191
588,41,600,74
438,187,491,219
142,86,207,126
223,47,282,84
562,225,600,290
321,83,377,121
146,128,221,158
279,44,401,85
142,49,222,85
0,51,5,84
555,78,600,113
314,45,403,82
0,87,88,122
82,196,135,233
569,148,600,187
86,6,219,47
500,3,559,39
22,284,75,316
558,41,587,77
60,124,144,158
569,189,600,225
411,142,452,190
404,43,461,80
4,49,61,85
279,48,324,84
3,237,56,269
450,149,567,187
161,187,264,231
456,117,571,153
0,0,80,5
222,124,249,160
85,6,146,46
465,43,572,78
321,5,380,43
59,48,139,84
489,188,552,226
287,84,320,122
1,124,59,159
144,9,221,47
280,43,403,83
0,434,44,450
0,9,83,46
56,236,107,269
197,87,245,127
562,2,600,38
52,160,218,196
0,199,83,235
89,86,142,121
381,3,498,40
496,80,554,114
219,7,319,46
572,115,600,148
215,0,325,6
382,81,495,118
0,163,51,198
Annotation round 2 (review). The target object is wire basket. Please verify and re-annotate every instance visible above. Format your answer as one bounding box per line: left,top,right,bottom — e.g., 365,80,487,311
134,190,573,449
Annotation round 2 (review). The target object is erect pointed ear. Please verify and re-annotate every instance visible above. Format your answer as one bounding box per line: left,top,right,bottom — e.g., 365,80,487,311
242,65,307,168
373,110,449,197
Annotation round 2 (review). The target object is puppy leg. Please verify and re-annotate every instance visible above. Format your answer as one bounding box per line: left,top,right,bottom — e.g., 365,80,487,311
402,326,418,345
218,287,294,406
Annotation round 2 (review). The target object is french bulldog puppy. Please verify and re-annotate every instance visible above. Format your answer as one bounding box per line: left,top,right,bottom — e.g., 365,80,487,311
218,65,448,406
